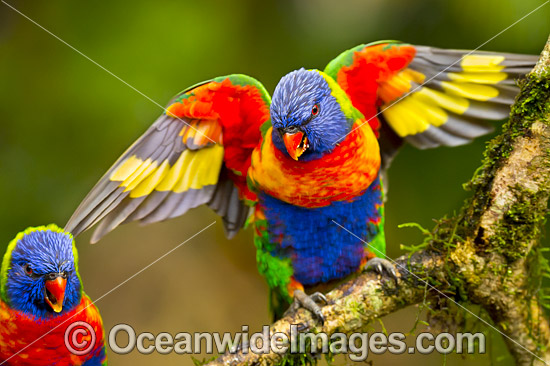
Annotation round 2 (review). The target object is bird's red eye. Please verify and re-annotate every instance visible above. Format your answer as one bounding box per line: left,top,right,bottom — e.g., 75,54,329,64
311,104,319,116
24,264,33,275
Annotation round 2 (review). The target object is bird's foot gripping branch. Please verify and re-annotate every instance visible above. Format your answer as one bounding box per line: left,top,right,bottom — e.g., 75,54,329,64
205,36,550,366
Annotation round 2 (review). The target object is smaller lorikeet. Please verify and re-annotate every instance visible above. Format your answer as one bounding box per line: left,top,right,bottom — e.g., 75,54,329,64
64,41,537,320
0,224,107,366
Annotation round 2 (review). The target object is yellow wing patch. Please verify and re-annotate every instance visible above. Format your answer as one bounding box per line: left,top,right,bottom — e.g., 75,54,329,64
372,46,535,148
447,72,507,84
130,160,170,198
109,155,143,181
171,148,223,193
382,86,473,137
415,87,469,114
155,151,194,192
460,55,506,72
383,96,444,137
109,145,225,199
122,159,157,190
441,81,499,101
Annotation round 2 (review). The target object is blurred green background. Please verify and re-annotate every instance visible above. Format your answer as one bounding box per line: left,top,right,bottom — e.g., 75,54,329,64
0,0,548,365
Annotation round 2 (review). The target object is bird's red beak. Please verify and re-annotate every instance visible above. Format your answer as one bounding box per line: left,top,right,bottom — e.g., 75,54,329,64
45,277,67,313
282,131,308,161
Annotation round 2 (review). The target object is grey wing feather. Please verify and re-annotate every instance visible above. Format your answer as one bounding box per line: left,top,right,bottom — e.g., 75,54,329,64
207,176,250,239
65,114,250,242
379,45,537,154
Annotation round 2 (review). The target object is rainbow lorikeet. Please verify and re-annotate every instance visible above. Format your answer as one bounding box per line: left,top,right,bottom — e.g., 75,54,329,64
0,225,107,365
65,41,536,319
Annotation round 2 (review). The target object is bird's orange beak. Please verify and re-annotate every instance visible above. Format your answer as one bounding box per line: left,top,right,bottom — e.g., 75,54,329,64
45,276,67,313
282,131,308,161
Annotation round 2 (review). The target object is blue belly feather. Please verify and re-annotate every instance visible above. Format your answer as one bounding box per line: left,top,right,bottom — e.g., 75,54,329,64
259,176,383,285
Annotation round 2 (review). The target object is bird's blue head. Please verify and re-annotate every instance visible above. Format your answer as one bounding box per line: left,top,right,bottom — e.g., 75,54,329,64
0,225,82,319
270,68,355,161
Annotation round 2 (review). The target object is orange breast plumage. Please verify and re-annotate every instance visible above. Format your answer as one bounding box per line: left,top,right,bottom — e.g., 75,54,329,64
248,120,381,208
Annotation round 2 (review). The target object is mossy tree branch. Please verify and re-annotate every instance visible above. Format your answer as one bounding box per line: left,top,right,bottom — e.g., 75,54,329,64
206,36,550,366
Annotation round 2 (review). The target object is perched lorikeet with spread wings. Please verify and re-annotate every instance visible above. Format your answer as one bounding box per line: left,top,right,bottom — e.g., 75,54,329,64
65,41,537,319
0,225,107,365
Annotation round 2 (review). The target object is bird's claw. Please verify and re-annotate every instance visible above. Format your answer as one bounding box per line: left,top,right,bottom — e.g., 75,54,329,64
285,290,327,325
309,292,328,305
364,257,399,284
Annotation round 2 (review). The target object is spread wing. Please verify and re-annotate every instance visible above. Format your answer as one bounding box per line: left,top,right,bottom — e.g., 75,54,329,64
325,41,537,166
65,75,271,243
